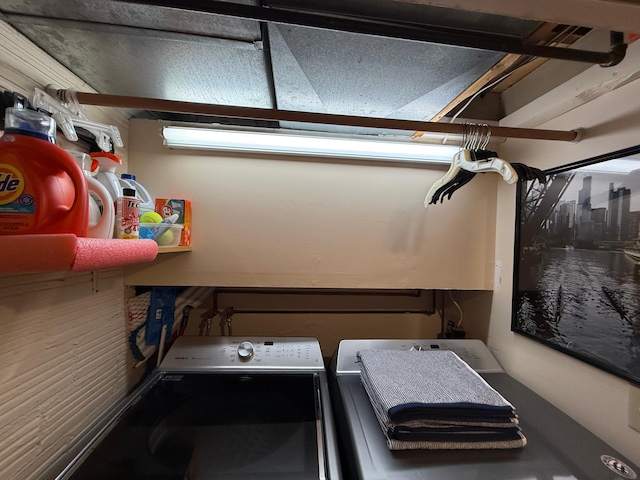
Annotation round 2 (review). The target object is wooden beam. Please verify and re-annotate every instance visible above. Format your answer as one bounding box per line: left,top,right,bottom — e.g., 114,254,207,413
491,57,548,93
425,22,588,123
428,54,522,123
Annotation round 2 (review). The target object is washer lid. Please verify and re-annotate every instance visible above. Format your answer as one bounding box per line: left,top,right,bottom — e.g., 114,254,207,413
64,372,325,479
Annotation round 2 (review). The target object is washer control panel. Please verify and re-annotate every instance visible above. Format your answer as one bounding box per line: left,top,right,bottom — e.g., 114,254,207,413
161,336,324,371
335,338,504,374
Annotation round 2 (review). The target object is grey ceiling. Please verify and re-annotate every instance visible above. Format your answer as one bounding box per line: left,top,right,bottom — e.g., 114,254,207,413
0,0,542,132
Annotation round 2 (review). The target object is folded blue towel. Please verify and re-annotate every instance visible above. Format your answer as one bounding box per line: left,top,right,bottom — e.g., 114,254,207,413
389,402,514,423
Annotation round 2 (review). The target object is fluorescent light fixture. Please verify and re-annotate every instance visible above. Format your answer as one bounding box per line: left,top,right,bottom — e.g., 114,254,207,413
162,126,459,164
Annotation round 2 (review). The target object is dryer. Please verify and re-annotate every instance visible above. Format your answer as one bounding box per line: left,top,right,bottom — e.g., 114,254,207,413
329,338,638,480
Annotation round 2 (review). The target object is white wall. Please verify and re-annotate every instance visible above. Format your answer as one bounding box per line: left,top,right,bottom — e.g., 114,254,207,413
124,120,498,290
181,289,493,355
0,271,136,480
490,45,640,465
124,120,498,357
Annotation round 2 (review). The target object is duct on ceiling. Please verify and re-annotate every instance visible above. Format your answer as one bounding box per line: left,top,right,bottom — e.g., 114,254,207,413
0,0,625,138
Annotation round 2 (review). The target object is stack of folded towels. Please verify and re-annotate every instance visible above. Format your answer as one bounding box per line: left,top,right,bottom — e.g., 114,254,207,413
357,349,527,450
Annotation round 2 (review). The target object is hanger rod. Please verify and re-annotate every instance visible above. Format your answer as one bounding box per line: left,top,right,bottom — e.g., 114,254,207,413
71,91,580,142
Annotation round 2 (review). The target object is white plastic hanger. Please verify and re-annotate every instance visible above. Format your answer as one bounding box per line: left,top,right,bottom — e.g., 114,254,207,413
424,149,518,207
32,88,123,151
424,123,519,207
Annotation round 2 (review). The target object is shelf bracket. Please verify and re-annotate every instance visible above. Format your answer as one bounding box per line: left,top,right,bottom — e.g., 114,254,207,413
92,270,100,293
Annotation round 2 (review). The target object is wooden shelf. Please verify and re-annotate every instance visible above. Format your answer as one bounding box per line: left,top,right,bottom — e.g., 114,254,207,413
158,245,192,254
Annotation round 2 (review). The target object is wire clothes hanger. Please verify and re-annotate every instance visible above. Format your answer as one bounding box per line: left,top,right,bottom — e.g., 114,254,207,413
424,123,547,208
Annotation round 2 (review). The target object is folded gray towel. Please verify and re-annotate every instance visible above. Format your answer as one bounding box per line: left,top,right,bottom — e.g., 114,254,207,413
358,349,514,414
357,349,526,450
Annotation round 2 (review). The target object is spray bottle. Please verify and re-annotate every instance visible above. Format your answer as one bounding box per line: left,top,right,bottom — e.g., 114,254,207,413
91,151,123,215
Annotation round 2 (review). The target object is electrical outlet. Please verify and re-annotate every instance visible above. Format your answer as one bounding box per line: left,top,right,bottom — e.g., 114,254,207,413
630,384,640,433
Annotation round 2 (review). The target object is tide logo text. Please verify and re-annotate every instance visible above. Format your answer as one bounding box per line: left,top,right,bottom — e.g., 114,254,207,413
0,164,24,205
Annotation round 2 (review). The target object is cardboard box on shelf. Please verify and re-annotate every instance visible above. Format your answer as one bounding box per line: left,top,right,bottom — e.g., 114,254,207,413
155,199,191,246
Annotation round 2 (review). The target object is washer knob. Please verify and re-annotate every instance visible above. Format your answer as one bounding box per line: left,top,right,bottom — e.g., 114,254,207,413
237,341,255,359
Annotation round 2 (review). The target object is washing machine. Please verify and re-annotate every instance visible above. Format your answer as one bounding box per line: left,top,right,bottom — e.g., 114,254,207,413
329,338,638,480
56,336,341,480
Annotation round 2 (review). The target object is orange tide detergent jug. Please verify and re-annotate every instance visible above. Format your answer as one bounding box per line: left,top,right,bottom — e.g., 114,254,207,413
0,108,88,236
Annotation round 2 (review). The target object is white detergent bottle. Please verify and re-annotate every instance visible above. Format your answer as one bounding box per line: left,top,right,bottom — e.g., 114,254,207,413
86,173,115,238
69,151,115,239
91,152,124,212
86,168,115,239
119,173,155,215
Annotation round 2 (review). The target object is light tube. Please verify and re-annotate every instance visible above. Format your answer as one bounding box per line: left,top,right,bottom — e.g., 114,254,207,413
162,126,459,164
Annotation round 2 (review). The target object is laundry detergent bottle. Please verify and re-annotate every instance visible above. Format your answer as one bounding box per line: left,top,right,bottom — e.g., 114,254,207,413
0,108,89,236
91,151,123,212
69,151,115,239
119,173,154,215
